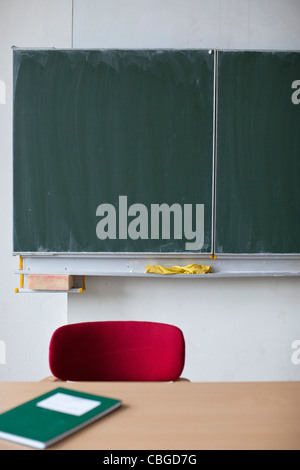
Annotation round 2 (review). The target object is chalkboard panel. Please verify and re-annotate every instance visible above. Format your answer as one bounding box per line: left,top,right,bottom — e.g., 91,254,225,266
215,51,300,254
13,49,214,254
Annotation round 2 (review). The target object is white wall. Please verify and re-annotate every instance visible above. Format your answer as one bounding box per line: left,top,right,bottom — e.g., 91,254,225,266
1,0,300,381
0,0,71,381
69,0,300,382
68,276,300,382
73,0,300,50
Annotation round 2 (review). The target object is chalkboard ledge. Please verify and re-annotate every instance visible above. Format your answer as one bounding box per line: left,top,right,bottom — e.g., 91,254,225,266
14,254,300,284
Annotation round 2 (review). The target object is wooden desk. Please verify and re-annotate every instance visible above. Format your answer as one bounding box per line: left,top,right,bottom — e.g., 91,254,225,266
0,381,299,450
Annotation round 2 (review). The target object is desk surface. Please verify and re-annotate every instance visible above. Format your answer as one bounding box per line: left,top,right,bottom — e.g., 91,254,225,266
0,381,299,450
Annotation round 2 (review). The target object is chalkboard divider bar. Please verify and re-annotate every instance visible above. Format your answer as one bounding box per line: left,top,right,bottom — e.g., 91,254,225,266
211,49,218,259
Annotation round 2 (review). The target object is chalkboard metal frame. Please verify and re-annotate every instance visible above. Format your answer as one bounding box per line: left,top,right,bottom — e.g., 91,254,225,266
215,48,300,256
13,47,215,257
12,48,300,281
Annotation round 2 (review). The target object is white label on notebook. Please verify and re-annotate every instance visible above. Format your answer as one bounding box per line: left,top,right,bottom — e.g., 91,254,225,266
36,392,101,416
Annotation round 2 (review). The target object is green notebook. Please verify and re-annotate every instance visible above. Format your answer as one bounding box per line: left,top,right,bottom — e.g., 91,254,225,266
0,387,122,449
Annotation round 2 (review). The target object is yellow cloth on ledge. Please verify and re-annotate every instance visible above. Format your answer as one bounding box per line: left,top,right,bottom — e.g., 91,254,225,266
145,264,211,275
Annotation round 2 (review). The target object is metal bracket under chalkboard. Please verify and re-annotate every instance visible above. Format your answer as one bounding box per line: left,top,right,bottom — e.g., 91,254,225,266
15,256,86,294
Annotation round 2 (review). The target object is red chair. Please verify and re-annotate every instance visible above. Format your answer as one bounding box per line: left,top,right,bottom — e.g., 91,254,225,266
49,321,185,382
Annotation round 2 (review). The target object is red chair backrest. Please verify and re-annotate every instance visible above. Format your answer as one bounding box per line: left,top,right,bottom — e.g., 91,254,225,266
49,321,185,381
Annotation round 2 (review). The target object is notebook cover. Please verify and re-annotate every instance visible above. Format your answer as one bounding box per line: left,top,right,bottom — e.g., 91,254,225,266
0,387,122,448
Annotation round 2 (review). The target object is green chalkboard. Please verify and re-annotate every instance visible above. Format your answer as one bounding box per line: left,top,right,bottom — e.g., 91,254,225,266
13,49,214,254
215,51,300,254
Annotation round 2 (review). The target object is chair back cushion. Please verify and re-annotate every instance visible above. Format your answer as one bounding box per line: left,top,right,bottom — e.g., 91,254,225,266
49,321,185,381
